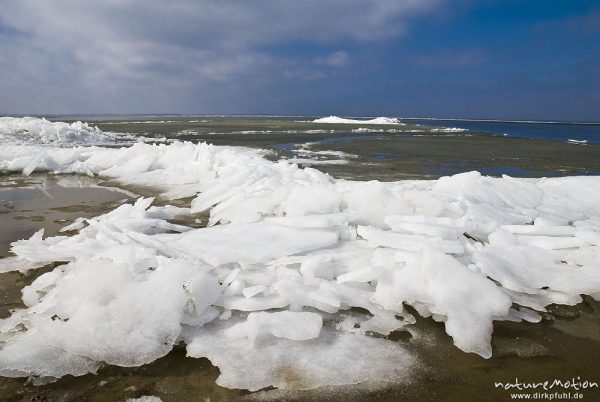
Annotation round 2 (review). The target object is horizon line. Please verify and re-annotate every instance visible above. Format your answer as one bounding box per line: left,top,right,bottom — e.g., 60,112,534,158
1,113,599,125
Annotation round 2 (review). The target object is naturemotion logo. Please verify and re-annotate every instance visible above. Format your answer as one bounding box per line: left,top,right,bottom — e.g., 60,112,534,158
494,377,598,400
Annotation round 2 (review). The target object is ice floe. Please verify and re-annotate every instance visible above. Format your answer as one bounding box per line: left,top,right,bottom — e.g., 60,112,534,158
313,116,404,125
285,143,357,165
127,396,163,402
184,322,415,391
567,139,588,145
0,118,600,391
431,127,469,133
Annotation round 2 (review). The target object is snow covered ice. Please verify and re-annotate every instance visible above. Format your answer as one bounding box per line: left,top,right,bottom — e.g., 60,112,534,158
0,116,138,146
312,115,404,125
1,117,600,390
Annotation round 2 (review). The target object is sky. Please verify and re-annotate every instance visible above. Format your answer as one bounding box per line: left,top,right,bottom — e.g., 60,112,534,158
0,0,599,121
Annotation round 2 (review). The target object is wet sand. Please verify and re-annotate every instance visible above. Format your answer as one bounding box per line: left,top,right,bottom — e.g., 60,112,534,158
94,118,600,181
306,133,600,181
0,174,133,257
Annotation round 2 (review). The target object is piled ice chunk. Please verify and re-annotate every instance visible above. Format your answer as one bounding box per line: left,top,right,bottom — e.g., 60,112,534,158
312,116,404,125
0,116,132,146
1,125,600,390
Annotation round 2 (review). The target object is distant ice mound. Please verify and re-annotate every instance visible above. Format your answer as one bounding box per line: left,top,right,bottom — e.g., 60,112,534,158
431,127,468,133
0,116,127,146
313,116,404,125
0,122,600,391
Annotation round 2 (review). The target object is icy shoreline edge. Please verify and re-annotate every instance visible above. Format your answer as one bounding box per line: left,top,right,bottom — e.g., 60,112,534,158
0,117,599,391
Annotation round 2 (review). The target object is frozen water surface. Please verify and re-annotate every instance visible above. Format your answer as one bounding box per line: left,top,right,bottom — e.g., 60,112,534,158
0,117,599,397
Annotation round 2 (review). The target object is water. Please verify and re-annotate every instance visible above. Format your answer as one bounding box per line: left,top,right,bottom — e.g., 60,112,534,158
44,114,600,145
75,116,600,180
406,118,600,145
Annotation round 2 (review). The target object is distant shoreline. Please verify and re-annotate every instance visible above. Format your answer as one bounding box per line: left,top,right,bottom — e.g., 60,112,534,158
399,117,600,126
1,114,599,126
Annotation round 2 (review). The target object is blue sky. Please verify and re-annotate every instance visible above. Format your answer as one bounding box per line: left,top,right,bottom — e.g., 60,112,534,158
0,0,598,121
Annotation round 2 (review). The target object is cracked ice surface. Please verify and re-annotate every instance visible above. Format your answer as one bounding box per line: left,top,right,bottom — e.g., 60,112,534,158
1,118,600,390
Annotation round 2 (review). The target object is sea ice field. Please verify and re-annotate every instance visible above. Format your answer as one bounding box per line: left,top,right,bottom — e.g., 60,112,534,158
0,116,599,401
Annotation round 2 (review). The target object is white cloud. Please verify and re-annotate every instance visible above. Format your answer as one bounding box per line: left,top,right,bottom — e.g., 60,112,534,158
315,51,350,67
0,0,445,113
